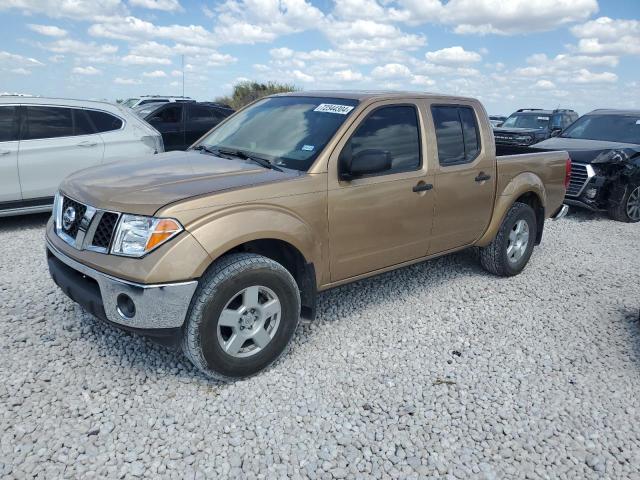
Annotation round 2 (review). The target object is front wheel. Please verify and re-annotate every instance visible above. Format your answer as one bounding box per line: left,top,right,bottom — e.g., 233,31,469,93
480,202,538,277
608,182,640,223
182,253,301,380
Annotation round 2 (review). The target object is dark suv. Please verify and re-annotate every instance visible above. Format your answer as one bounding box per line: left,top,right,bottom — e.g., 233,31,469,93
534,109,640,222
135,101,233,151
494,108,578,147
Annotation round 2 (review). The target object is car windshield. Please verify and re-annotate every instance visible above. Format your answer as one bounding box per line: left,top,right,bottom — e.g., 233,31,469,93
134,104,163,117
501,113,550,130
122,98,139,108
196,96,359,171
560,114,640,144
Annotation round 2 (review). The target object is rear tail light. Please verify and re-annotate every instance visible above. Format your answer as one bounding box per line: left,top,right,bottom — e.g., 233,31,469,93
564,156,572,189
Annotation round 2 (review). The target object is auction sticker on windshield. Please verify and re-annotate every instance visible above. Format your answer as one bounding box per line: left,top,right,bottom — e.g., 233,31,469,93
314,103,355,115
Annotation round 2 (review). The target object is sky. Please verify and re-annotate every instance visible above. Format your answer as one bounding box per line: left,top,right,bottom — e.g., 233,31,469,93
0,0,638,115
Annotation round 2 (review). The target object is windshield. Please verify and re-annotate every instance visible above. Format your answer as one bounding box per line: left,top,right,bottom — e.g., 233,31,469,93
134,103,163,117
196,96,359,171
561,114,640,144
122,98,139,108
501,113,550,130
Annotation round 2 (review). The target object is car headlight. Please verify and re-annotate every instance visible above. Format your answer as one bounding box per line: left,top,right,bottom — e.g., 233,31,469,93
111,214,183,257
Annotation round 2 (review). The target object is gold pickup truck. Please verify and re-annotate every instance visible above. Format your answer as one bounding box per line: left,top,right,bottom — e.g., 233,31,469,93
46,91,571,379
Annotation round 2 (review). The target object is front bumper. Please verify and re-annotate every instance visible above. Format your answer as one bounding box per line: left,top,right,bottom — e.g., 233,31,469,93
47,238,198,334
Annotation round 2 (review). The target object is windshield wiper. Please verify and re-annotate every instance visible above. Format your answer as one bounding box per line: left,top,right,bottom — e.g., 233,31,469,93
192,144,219,156
213,148,283,172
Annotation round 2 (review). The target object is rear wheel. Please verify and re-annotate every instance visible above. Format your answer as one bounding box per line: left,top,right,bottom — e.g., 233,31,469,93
608,182,640,223
182,253,300,380
480,202,538,277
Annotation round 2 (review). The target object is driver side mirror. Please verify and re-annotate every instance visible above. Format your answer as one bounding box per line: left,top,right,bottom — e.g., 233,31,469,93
339,148,392,181
550,128,562,137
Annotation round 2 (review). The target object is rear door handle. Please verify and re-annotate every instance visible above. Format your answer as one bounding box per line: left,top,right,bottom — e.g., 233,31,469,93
413,182,433,193
475,172,491,182
77,141,98,148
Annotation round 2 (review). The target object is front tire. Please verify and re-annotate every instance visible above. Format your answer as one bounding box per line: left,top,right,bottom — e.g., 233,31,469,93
480,202,537,277
608,182,640,223
182,253,301,380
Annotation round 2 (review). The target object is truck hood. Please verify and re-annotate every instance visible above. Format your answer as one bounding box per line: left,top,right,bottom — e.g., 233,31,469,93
59,150,300,216
534,137,640,164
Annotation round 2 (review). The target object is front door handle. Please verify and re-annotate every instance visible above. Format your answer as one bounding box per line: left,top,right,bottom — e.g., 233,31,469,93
413,182,433,193
0,150,10,156
77,141,98,148
475,172,491,182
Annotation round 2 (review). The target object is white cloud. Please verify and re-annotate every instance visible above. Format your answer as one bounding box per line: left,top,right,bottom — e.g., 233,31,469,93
334,69,364,81
0,0,126,21
371,63,412,79
114,77,141,85
574,69,617,84
410,74,435,87
570,17,640,56
291,70,314,82
10,67,31,75
143,70,167,78
89,16,218,47
122,54,172,65
425,46,481,66
38,38,118,57
27,24,68,37
213,0,325,44
129,0,182,11
0,50,45,68
72,66,101,75
270,47,294,60
323,20,425,54
514,53,619,77
390,0,598,35
535,79,555,89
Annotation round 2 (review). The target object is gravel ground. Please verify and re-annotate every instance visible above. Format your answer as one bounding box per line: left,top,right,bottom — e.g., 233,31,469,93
1,211,639,479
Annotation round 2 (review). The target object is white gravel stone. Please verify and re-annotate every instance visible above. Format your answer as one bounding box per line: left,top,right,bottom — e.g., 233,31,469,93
1,210,640,478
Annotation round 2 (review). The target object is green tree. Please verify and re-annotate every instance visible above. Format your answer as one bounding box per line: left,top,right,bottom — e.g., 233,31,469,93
215,81,298,110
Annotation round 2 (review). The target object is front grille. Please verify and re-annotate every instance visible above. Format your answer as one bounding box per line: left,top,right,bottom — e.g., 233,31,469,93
91,212,119,249
61,197,87,239
567,163,591,197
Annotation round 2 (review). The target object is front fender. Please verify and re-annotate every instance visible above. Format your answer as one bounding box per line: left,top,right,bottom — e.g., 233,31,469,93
475,172,547,247
186,204,320,273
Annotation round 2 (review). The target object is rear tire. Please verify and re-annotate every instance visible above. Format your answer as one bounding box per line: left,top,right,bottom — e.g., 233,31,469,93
607,182,640,223
182,253,301,380
480,202,537,277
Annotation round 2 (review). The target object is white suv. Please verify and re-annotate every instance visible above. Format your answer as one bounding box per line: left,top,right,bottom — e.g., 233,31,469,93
122,96,193,108
0,97,164,217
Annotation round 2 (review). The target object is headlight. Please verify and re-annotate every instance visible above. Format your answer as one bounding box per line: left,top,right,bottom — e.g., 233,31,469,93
53,191,62,231
111,214,183,257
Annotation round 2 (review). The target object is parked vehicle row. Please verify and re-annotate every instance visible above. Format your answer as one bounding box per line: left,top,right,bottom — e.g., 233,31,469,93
493,108,579,147
0,97,163,217
134,101,234,151
45,91,571,379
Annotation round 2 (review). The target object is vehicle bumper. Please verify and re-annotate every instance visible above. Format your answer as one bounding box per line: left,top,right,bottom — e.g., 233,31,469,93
46,238,198,342
552,204,569,220
564,197,603,212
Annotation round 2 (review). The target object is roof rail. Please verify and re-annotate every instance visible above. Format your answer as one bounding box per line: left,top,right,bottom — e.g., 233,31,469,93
516,108,544,112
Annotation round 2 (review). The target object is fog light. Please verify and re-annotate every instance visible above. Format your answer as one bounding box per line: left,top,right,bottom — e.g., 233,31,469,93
585,188,598,199
117,294,136,319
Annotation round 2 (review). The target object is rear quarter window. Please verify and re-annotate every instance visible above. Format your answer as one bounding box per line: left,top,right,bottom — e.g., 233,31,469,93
86,110,123,133
431,105,481,166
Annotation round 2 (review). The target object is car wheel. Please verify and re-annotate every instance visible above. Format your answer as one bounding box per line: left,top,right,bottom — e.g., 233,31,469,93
182,253,300,380
608,182,640,223
480,202,537,277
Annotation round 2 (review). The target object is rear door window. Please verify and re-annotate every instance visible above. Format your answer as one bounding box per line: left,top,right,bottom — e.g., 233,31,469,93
432,105,481,165
156,104,183,124
189,105,216,121
23,106,74,140
0,106,18,142
86,110,123,132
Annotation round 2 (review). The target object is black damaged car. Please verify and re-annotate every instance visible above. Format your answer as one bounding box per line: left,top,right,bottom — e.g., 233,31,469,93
494,108,578,147
534,109,640,223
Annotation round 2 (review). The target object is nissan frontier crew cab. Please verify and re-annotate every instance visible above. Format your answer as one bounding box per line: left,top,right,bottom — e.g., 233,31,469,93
46,91,571,380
